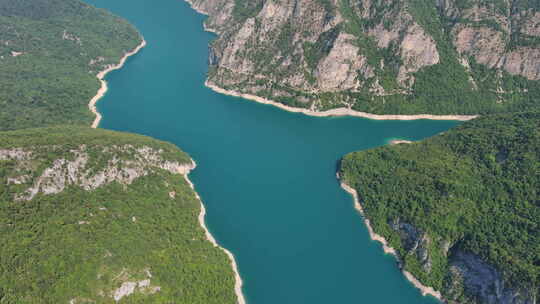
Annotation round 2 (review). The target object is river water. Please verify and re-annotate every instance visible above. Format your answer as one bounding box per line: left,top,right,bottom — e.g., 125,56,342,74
85,0,458,302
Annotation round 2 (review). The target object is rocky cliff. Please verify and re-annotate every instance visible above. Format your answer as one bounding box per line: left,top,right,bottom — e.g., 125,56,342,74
390,219,537,304
188,0,540,115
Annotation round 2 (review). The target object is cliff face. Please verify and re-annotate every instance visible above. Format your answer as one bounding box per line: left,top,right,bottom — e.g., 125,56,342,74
1,144,191,201
442,1,540,81
447,251,536,304
391,219,536,304
188,0,540,115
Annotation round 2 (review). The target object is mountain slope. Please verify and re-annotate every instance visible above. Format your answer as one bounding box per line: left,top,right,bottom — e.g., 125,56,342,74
0,0,142,131
339,112,539,304
189,0,540,115
0,1,240,303
0,126,238,303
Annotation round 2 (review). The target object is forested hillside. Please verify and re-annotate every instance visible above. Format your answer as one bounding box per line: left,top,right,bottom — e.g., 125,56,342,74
340,112,539,303
0,0,141,130
0,1,239,303
188,0,540,115
0,126,237,303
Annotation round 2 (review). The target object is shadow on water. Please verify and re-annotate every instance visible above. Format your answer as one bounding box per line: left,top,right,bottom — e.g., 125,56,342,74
84,0,459,303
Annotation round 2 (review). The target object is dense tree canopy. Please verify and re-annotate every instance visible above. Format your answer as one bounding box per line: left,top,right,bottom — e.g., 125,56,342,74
0,126,237,303
340,112,539,302
0,0,141,131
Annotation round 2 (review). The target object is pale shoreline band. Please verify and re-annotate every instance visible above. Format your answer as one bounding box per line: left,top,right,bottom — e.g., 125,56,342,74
205,81,478,122
180,162,247,304
88,38,247,304
89,39,147,129
340,181,443,300
389,139,413,145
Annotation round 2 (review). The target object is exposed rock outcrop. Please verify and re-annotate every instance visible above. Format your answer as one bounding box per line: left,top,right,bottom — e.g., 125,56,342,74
316,32,372,91
69,268,161,303
390,219,433,273
388,219,538,304
189,0,540,113
443,1,540,81
2,145,192,201
446,251,537,304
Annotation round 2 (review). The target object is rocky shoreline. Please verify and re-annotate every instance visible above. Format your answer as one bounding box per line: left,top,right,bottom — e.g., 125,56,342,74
389,139,413,145
206,81,477,122
339,181,443,301
89,39,147,129
180,161,247,304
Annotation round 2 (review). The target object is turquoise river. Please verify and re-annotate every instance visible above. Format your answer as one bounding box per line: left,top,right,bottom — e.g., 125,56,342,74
85,0,460,303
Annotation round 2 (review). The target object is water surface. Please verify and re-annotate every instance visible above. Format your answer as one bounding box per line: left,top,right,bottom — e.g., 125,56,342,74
84,0,459,302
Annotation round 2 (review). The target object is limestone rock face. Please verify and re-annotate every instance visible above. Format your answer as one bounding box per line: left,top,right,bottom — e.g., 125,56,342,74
453,25,506,68
444,1,540,81
397,23,440,87
447,251,537,304
521,12,540,37
1,145,191,201
191,0,446,110
188,0,540,113
316,32,372,91
387,218,538,304
390,219,433,273
185,0,234,32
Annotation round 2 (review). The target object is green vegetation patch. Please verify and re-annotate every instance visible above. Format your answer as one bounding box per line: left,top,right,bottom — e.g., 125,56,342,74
0,126,237,303
340,112,539,299
0,0,142,131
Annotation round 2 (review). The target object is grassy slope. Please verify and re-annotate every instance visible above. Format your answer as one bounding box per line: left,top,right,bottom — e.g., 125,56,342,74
340,112,539,301
0,126,237,303
0,0,141,131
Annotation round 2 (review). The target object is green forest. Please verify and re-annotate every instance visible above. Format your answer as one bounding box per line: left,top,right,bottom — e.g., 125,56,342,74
340,112,539,302
0,0,238,303
0,0,141,131
0,126,237,303
1,0,539,303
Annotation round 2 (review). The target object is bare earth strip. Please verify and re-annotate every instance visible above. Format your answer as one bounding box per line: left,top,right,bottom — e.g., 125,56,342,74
389,139,413,145
89,39,147,129
206,81,478,121
340,181,443,301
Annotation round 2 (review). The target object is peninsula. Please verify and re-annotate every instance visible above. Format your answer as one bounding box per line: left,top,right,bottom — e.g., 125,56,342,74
340,112,539,303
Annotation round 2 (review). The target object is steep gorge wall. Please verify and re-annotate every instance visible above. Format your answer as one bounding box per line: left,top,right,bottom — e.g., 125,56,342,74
188,0,540,115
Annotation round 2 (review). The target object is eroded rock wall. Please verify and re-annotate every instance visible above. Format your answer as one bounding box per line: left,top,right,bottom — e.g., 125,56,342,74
189,0,540,112
1,145,192,201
